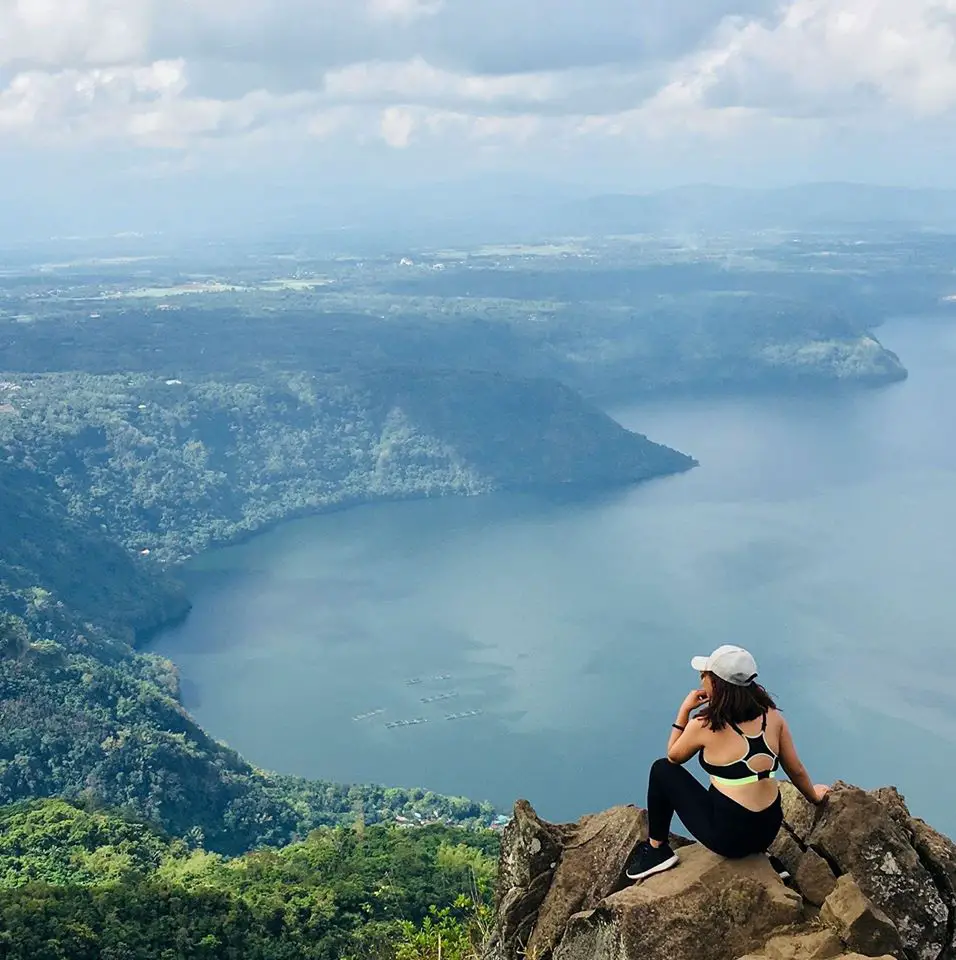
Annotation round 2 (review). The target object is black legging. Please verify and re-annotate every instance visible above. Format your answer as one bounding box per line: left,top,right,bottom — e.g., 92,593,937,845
647,758,783,859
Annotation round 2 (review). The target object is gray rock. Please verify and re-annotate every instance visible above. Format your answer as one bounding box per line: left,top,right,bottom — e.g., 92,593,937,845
808,786,948,960
526,804,649,960
820,876,904,957
762,927,846,959
770,829,805,879
795,849,838,907
871,786,956,958
553,845,803,960
490,783,951,960
490,799,573,960
780,782,824,843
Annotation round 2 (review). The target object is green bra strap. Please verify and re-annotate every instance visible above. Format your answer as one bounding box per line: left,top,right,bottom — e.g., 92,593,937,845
710,771,777,787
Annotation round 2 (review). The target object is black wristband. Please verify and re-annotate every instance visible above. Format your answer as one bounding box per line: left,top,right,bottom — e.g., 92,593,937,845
672,723,685,731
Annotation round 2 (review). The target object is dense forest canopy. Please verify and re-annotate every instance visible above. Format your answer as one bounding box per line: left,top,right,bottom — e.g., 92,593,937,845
0,369,692,563
0,798,498,960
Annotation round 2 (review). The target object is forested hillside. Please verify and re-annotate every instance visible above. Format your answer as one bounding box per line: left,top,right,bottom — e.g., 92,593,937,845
0,369,692,561
0,609,498,853
1,238,914,402
0,461,188,639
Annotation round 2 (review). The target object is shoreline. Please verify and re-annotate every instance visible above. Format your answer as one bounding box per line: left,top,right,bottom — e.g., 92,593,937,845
135,461,698,647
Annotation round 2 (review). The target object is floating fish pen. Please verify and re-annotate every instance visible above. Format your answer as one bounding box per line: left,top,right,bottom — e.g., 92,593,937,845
352,709,386,721
444,709,483,721
385,717,430,729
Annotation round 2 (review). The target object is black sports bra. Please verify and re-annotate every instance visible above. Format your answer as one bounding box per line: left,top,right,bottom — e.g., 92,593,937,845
698,712,780,785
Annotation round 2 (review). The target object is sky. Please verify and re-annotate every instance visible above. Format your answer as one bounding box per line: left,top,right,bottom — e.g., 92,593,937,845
4,0,956,235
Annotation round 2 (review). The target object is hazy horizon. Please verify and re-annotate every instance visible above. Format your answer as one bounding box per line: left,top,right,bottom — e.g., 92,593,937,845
9,178,956,246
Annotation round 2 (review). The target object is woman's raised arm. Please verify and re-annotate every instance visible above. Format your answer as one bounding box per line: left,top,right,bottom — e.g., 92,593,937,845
777,714,830,805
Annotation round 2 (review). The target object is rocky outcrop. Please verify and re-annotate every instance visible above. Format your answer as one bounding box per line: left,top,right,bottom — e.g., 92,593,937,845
770,783,953,960
552,845,803,960
494,800,575,960
489,784,956,960
491,802,696,960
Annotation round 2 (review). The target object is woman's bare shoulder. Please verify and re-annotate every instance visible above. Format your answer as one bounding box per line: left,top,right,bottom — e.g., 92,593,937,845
767,708,791,737
688,714,712,738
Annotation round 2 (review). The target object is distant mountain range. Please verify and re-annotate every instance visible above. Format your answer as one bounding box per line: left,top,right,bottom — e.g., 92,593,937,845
263,181,956,247
10,179,956,247
564,183,956,234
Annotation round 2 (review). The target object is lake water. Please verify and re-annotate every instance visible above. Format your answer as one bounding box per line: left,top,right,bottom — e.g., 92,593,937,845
152,317,956,834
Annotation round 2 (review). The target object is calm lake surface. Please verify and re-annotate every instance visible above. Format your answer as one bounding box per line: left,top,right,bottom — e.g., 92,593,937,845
152,317,956,834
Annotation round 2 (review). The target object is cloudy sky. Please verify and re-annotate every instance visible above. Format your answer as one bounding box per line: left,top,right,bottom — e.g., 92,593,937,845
3,0,956,234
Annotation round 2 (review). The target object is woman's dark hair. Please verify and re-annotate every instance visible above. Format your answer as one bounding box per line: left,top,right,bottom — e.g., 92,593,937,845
697,672,777,732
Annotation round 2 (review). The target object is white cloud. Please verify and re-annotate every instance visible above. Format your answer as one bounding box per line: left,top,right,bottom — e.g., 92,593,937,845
3,0,956,186
1,0,151,67
324,58,558,107
0,58,328,148
380,105,416,146
366,0,444,22
0,61,187,137
656,0,956,120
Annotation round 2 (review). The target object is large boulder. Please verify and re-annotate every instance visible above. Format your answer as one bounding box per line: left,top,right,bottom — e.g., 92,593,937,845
819,876,904,957
488,801,689,960
553,845,803,960
491,799,574,960
872,788,956,959
738,927,869,959
794,848,838,907
776,783,954,960
526,805,649,960
490,783,956,960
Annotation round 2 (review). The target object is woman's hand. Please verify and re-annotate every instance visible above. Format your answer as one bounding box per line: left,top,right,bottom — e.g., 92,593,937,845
678,688,709,719
812,784,831,804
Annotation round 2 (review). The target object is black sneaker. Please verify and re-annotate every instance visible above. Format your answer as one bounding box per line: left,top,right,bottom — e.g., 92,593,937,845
625,841,680,881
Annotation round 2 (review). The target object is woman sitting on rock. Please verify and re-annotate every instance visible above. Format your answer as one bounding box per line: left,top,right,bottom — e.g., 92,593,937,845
625,644,830,881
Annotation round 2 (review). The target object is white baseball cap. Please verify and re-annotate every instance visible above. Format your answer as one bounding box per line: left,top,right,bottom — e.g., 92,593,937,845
691,645,759,686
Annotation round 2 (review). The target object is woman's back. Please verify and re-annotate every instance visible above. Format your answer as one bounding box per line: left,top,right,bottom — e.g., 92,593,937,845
698,709,782,811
